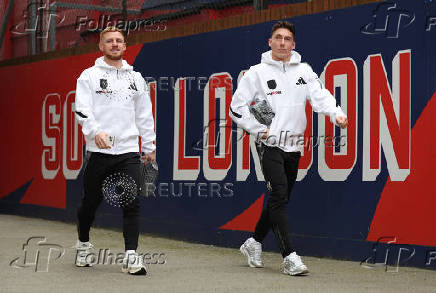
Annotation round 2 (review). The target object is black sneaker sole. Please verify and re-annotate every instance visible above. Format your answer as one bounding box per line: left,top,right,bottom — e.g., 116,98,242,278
128,267,147,275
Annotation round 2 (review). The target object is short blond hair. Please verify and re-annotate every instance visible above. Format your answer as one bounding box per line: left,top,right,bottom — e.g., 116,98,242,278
99,26,126,42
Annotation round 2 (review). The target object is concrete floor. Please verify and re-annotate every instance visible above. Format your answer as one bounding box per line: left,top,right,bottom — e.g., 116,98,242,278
1,214,435,293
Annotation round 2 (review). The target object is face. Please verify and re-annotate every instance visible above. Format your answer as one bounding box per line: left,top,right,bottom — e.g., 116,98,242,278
268,27,295,62
99,31,126,60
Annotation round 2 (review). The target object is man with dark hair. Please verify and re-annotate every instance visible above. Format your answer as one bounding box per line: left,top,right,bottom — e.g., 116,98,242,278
74,27,156,275
271,20,296,37
230,21,347,276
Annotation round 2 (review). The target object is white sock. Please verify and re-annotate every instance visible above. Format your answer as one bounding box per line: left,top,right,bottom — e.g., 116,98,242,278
78,240,90,246
125,250,136,257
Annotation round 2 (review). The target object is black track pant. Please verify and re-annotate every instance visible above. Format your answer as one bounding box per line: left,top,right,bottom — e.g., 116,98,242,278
77,152,141,251
253,144,300,258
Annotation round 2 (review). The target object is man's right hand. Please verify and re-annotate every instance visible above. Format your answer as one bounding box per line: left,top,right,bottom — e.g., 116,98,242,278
95,131,111,149
141,150,156,164
261,129,270,139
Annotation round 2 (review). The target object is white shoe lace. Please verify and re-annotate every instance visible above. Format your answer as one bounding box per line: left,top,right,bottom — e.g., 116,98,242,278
287,253,305,268
246,239,262,263
139,256,144,267
253,244,262,263
75,242,93,250
126,253,143,268
282,253,308,275
75,242,93,265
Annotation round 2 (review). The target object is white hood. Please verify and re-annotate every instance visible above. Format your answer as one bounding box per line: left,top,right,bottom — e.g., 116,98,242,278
94,56,133,71
261,50,302,68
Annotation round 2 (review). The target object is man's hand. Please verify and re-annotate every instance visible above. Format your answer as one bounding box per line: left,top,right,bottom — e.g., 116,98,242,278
336,116,348,129
141,150,156,164
261,129,270,139
95,131,111,149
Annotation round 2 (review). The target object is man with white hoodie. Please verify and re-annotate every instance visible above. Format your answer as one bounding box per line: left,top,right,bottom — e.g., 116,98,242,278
230,21,348,276
74,27,156,275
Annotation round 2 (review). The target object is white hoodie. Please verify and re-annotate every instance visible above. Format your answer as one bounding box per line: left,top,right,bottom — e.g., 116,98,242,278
75,56,156,155
229,50,346,152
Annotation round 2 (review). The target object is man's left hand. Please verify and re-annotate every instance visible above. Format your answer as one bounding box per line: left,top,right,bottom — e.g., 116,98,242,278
336,116,348,129
141,150,156,164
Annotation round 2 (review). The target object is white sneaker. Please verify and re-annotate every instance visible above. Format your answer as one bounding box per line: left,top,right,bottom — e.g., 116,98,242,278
240,237,264,268
283,252,309,276
75,241,94,267
122,252,147,275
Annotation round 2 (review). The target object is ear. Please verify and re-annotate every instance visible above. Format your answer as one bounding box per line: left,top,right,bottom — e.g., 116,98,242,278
98,41,103,52
268,38,272,48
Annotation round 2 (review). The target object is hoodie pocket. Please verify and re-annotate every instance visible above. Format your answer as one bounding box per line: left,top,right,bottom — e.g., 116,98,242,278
270,104,307,139
264,115,280,146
